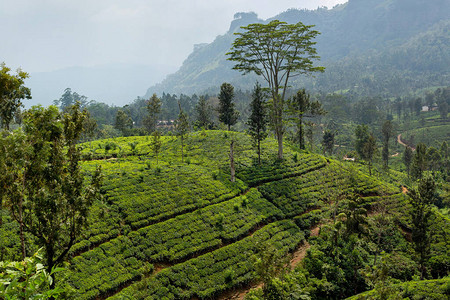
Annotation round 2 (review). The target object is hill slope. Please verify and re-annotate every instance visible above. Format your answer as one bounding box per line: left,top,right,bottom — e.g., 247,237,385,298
146,0,450,96
71,131,402,298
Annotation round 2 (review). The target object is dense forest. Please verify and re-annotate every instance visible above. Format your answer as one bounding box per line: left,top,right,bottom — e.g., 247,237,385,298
1,0,449,299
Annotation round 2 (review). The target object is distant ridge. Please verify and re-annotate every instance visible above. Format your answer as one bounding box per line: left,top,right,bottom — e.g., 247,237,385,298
145,0,450,97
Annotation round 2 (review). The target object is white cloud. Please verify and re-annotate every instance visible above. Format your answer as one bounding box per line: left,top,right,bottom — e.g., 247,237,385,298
0,0,347,72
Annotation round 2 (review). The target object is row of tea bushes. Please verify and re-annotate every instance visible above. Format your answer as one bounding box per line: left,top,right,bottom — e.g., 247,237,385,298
130,188,283,262
236,153,327,186
110,220,304,300
70,159,247,254
65,189,283,298
259,161,399,217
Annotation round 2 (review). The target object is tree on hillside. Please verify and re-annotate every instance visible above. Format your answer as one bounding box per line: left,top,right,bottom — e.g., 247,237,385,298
1,104,102,287
286,89,326,150
175,102,189,163
247,82,268,165
227,20,324,159
0,63,31,130
355,124,370,160
381,120,393,169
411,143,427,179
114,109,133,135
407,175,436,279
437,99,448,120
322,129,335,156
355,125,377,175
53,88,89,111
426,147,441,174
440,141,448,159
195,95,213,129
413,97,422,116
218,83,239,131
151,130,162,165
364,133,377,176
143,93,161,133
403,147,413,177
425,93,434,111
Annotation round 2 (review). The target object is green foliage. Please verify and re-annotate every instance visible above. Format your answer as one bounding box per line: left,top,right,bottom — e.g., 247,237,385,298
111,220,304,299
227,19,324,159
1,104,102,287
143,93,161,133
347,277,450,300
114,109,133,134
194,95,214,129
322,129,335,156
175,104,189,162
218,83,239,131
408,175,437,278
247,82,269,164
0,62,31,130
382,120,394,169
403,147,413,177
286,89,326,150
0,249,64,299
411,143,428,179
150,130,162,164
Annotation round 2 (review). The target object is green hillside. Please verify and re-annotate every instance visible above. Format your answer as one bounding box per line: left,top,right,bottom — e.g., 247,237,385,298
1,129,449,299
70,131,400,298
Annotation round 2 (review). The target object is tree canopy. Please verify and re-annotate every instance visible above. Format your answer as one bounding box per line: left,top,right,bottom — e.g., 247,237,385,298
0,104,102,287
0,63,31,130
227,20,324,159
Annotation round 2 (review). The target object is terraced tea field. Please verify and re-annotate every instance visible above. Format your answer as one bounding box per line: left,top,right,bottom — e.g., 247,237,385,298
55,131,402,299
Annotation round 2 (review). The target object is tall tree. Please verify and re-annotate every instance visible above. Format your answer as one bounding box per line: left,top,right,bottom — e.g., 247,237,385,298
54,88,89,111
286,89,325,150
403,147,413,177
218,83,239,131
381,120,393,169
247,82,268,164
1,104,102,287
355,124,370,160
175,102,189,163
407,175,436,279
144,93,161,133
114,109,133,135
426,147,441,174
151,130,162,165
227,20,324,159
195,95,213,129
0,63,31,130
322,129,335,156
411,143,427,179
363,133,377,176
437,99,448,120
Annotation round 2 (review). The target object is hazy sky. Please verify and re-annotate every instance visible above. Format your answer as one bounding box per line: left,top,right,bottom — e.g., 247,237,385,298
1,0,347,73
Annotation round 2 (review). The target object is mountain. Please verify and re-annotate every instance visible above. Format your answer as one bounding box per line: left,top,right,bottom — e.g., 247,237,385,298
145,0,450,97
26,63,177,108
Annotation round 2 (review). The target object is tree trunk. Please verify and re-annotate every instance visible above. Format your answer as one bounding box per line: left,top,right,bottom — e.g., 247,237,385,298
277,131,283,160
46,244,55,289
298,116,304,150
257,139,261,165
230,140,235,182
181,136,184,163
19,217,26,259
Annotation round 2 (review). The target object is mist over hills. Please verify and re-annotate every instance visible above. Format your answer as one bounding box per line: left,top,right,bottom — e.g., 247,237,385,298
25,63,176,107
146,0,450,97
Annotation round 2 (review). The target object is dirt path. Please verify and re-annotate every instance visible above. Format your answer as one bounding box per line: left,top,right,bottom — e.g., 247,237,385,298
401,186,408,194
397,134,415,151
219,226,320,300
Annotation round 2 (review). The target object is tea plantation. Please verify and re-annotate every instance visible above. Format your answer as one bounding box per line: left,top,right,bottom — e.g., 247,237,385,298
3,130,446,299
